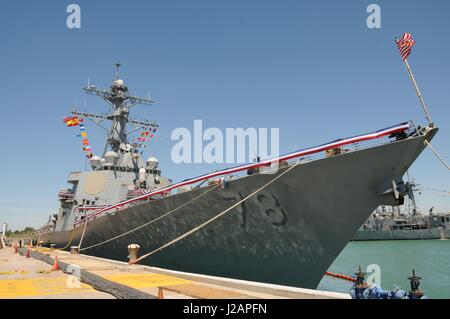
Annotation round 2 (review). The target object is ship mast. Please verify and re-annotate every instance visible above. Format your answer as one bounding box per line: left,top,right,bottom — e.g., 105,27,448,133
73,64,158,156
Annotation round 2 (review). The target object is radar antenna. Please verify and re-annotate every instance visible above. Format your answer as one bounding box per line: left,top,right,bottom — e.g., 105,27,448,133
74,64,158,156
115,62,121,80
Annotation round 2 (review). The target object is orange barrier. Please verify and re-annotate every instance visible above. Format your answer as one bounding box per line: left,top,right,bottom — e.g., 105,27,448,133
325,271,357,282
157,287,164,299
52,256,59,271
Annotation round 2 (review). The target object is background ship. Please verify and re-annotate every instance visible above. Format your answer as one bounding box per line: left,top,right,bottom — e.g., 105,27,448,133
18,66,438,289
353,176,450,240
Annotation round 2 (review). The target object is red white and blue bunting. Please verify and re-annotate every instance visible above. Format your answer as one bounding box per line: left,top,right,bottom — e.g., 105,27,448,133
74,121,411,225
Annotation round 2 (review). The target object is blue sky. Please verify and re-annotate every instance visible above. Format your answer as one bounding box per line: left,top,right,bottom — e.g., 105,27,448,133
0,0,448,230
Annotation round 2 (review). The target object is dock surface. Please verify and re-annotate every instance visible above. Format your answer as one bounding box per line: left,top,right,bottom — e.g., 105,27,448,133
0,246,349,299
0,247,113,299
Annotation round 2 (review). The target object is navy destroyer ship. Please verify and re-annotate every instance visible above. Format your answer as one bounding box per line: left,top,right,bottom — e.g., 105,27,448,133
353,207,450,241
353,176,450,241
28,65,437,289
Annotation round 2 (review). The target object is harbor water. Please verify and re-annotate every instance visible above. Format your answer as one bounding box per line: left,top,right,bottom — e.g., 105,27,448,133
318,239,450,299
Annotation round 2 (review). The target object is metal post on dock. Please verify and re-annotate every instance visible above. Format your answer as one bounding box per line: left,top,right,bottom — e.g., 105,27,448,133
408,269,424,299
352,266,369,299
127,244,141,264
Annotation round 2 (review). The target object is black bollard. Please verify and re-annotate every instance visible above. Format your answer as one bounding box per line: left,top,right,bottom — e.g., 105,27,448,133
407,269,424,299
353,266,369,299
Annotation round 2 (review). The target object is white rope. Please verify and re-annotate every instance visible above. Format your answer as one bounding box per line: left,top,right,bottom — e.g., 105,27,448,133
79,183,222,252
425,140,449,170
131,161,301,264
77,217,89,250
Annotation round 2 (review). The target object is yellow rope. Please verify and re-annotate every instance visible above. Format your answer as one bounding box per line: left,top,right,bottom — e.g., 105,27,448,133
6,229,75,250
56,228,76,250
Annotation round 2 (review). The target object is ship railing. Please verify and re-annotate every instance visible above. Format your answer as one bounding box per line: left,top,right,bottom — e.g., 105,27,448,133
73,121,417,226
5,226,51,241
74,206,107,212
281,123,418,165
58,189,74,197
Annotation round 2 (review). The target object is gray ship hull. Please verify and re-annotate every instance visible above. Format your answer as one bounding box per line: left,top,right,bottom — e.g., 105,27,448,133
40,128,437,289
352,228,450,241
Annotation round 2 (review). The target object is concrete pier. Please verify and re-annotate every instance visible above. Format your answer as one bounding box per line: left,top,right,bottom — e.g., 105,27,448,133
0,246,349,299
0,247,113,298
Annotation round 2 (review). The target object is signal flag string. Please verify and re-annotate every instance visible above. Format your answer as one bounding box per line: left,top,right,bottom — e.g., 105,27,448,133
63,115,94,158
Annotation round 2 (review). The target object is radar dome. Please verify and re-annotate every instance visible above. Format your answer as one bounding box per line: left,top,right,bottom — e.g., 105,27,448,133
105,151,119,165
114,79,125,86
120,143,132,152
90,155,101,168
138,167,146,183
146,157,159,169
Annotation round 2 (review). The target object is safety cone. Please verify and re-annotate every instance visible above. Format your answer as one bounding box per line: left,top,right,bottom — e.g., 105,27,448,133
157,287,164,299
26,249,30,258
52,256,59,271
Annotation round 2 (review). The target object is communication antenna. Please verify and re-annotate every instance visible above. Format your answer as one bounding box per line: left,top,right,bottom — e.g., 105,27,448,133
115,62,121,80
79,64,158,155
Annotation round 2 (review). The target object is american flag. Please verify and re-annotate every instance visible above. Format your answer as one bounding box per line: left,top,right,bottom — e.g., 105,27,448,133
396,33,416,61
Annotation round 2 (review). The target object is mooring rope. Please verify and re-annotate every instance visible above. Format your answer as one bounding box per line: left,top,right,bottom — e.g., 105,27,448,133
79,183,223,252
77,216,89,250
130,161,302,265
8,226,74,251
425,140,449,170
57,228,76,250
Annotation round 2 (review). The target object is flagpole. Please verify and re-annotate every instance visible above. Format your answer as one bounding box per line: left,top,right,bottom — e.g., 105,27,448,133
396,37,434,127
402,59,433,126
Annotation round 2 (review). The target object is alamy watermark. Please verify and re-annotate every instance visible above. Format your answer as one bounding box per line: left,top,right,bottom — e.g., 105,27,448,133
171,120,280,167
366,4,381,29
66,4,81,29
65,4,382,30
65,264,82,288
366,264,381,287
